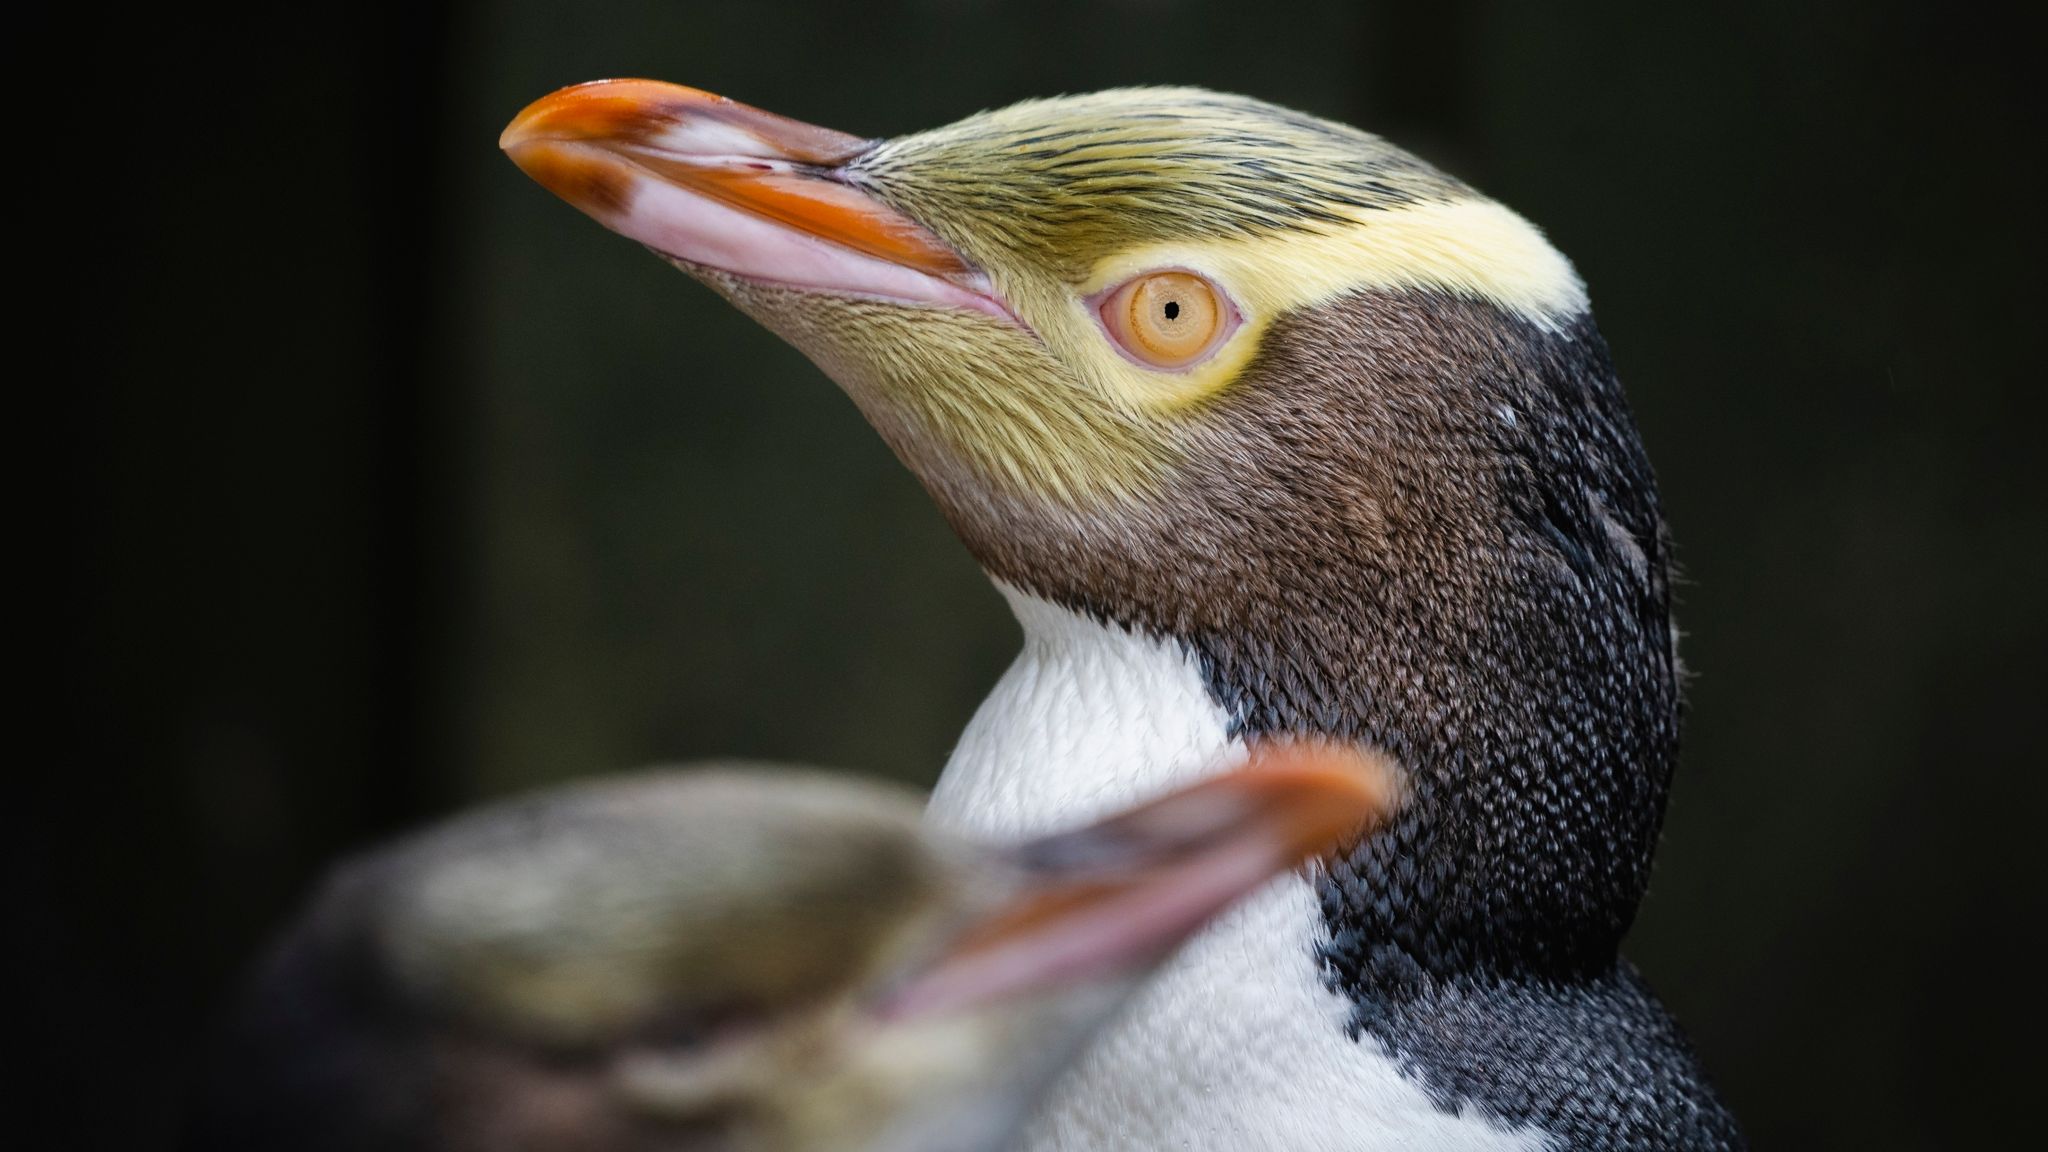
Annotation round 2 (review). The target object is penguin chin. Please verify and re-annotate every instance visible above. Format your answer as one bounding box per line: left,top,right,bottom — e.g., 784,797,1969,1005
674,259,1129,523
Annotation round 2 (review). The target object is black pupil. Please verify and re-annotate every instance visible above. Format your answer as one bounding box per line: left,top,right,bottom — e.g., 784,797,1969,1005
1163,300,1181,321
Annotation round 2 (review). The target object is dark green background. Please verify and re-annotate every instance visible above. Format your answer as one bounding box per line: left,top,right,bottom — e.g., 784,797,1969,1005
52,2,2036,1147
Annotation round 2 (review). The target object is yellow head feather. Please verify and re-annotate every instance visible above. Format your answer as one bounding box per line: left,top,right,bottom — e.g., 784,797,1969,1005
718,88,1586,507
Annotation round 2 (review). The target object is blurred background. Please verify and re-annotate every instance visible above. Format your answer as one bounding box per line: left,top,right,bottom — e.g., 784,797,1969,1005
49,1,2034,1147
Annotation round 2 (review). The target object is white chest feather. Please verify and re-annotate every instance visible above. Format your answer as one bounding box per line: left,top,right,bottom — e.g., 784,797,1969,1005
925,587,1548,1152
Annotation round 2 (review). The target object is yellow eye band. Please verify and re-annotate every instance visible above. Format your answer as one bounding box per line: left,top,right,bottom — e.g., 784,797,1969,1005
1095,270,1240,370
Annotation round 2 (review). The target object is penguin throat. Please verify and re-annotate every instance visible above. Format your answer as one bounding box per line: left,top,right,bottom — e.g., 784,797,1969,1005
932,572,1669,987
926,583,1243,840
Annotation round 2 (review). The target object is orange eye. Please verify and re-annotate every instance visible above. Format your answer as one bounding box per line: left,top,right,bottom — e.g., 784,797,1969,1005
1096,270,1238,370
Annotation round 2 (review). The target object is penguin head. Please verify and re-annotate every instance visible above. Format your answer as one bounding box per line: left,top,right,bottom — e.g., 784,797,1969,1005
501,83,1580,519
199,753,1397,1152
503,83,1679,975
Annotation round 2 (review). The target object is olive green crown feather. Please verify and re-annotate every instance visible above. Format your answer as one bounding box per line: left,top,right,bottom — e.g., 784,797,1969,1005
854,87,1476,278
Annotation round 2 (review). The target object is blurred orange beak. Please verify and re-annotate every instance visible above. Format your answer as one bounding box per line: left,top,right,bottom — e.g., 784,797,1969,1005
501,79,1009,319
885,743,1404,1019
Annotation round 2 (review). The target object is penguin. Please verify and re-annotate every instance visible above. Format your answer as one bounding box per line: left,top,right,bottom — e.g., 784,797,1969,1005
190,751,1396,1152
502,81,1742,1150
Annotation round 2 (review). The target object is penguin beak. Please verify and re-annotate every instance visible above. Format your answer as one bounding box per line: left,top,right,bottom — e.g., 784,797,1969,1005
882,746,1402,1020
501,79,1009,320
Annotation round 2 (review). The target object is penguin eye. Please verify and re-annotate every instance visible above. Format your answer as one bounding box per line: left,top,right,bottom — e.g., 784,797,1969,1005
1095,270,1239,370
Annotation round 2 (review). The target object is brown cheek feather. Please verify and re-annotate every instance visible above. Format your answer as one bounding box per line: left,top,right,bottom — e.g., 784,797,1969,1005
919,289,1679,984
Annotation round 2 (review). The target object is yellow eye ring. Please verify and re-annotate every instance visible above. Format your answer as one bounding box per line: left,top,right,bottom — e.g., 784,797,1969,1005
1093,270,1240,370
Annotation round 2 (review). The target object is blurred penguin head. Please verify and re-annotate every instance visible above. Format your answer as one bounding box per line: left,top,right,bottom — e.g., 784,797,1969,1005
197,750,1398,1152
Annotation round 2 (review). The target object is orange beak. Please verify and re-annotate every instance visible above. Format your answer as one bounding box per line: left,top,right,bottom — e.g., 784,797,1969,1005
502,79,1008,319
884,743,1404,1019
